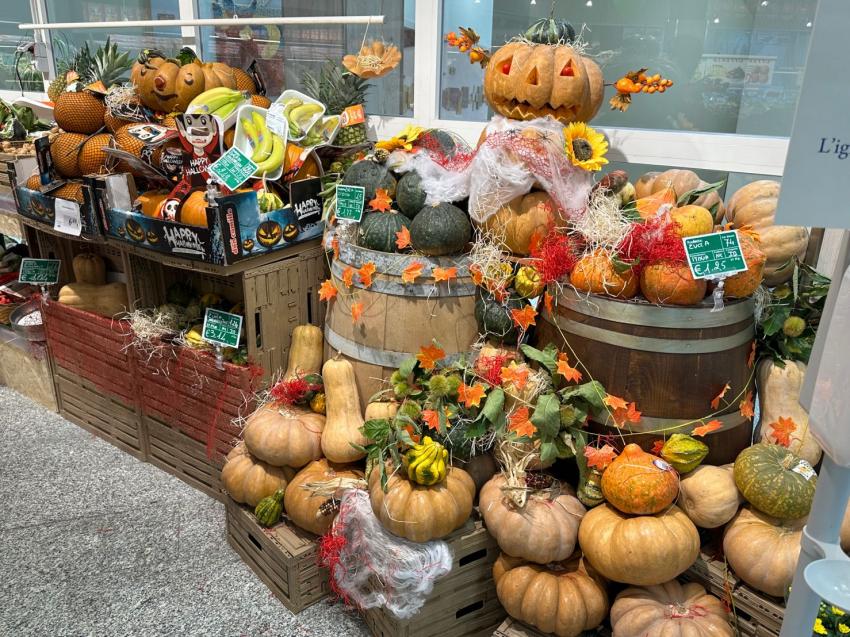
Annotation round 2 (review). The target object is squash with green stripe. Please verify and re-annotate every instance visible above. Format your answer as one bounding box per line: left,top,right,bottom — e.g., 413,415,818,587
475,291,524,345
734,443,817,520
524,17,576,44
358,211,411,253
254,489,284,527
409,202,472,256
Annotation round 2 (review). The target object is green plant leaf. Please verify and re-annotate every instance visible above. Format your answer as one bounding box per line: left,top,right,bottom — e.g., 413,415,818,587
398,356,417,379
480,387,504,423
520,343,558,375
559,381,606,415
531,392,561,440
539,440,559,464
676,179,725,206
361,418,391,443
761,305,792,336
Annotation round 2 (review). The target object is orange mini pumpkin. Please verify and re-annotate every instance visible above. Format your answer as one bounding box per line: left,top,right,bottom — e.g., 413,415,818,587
724,232,766,298
640,260,707,306
136,190,169,218
483,41,604,125
178,191,209,227
570,249,638,299
601,443,679,515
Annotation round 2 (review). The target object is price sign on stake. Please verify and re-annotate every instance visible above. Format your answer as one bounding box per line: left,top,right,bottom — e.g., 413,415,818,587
335,185,365,222
682,230,748,280
54,197,82,236
202,308,242,349
209,147,257,191
19,258,60,285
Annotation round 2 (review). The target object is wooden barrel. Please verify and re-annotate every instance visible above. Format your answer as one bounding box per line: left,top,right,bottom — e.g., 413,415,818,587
324,241,479,403
536,289,756,464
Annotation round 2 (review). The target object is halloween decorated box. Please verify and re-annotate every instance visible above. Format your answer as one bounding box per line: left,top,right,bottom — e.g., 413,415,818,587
103,184,324,265
14,184,102,239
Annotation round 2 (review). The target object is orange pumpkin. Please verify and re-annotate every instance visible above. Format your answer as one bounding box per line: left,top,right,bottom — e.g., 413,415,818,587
178,191,209,227
601,443,679,515
284,459,365,535
640,260,707,306
634,171,661,199
570,249,638,298
669,204,714,238
643,169,726,223
201,62,237,90
481,191,560,255
131,50,166,90
483,41,604,125
136,190,169,218
284,144,323,181
140,60,208,113
724,232,766,298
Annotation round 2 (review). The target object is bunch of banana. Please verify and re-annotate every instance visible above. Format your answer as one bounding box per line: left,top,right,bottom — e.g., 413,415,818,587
187,87,248,118
184,324,209,349
302,115,340,147
279,97,324,138
403,436,448,486
240,111,285,176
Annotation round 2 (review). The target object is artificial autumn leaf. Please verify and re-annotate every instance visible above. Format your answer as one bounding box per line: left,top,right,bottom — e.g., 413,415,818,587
603,394,629,412
692,420,723,437
556,353,582,383
403,423,421,445
611,402,641,427
543,291,554,315
650,439,665,456
511,304,538,332
470,265,483,286
395,226,411,250
501,364,529,390
401,262,424,284
740,391,755,421
369,188,392,212
318,279,338,302
458,383,486,408
350,301,364,323
769,416,798,447
433,266,458,284
421,409,440,431
747,340,756,369
508,406,536,438
710,382,731,410
417,343,445,371
342,266,355,288
331,236,340,260
584,444,618,471
358,262,376,288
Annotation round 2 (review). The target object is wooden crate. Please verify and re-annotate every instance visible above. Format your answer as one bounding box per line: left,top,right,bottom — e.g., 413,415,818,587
53,363,145,459
491,618,611,637
362,519,505,637
224,497,329,613
143,415,226,502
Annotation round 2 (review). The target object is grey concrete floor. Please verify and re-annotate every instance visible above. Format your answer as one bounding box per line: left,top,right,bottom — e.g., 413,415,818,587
0,386,370,637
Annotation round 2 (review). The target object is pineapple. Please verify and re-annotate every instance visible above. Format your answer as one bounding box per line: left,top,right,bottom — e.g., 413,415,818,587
82,38,132,89
232,68,257,93
302,61,370,146
47,41,93,102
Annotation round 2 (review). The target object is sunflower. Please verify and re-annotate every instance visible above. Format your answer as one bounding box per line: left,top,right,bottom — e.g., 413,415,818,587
375,124,425,152
564,122,609,172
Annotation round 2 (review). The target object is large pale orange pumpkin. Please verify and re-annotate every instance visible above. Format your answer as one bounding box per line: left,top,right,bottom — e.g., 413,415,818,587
578,504,700,585
601,443,679,515
724,232,766,298
493,552,609,637
178,191,209,227
570,249,638,298
483,41,604,124
479,473,586,564
242,404,324,469
368,465,475,542
220,442,296,507
640,260,707,306
611,580,734,637
678,464,742,529
481,191,560,255
284,459,365,535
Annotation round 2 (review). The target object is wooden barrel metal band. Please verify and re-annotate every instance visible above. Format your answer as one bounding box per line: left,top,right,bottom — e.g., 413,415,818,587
595,410,748,434
325,325,466,368
558,290,755,329
331,260,477,297
338,242,472,275
549,315,755,354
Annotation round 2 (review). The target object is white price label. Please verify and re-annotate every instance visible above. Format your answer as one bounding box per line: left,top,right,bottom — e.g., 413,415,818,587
53,197,82,236
265,104,289,138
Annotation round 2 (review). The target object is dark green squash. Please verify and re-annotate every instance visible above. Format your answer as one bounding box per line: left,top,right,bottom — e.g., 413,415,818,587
409,202,471,256
417,128,463,159
342,160,397,202
359,211,412,253
396,171,427,218
254,489,284,527
474,291,524,345
734,443,817,520
524,17,576,44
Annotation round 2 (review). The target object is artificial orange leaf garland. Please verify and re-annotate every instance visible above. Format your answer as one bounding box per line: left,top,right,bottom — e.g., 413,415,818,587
401,262,424,284
417,343,445,371
710,382,731,410
342,266,355,288
458,383,486,408
369,188,392,212
508,406,536,438
432,266,458,284
318,279,338,302
421,409,440,431
331,236,340,260
740,390,755,421
610,402,641,427
603,394,629,412
584,444,618,470
650,439,665,456
769,416,798,447
510,304,538,332
358,262,376,288
395,226,411,250
692,420,723,437
747,341,756,368
501,364,529,390
556,353,582,383
543,291,554,315
350,301,364,323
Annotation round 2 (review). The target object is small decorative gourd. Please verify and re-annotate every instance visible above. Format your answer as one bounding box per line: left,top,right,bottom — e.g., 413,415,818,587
601,443,679,515
254,489,284,527
660,434,708,474
402,436,448,486
321,358,368,463
284,325,323,379
72,253,107,285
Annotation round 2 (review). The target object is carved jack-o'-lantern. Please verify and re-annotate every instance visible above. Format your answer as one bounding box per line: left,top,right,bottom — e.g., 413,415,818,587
141,61,204,113
484,41,604,124
257,221,283,248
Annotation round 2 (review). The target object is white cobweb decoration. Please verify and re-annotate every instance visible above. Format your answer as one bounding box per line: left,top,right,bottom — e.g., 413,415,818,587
322,489,453,619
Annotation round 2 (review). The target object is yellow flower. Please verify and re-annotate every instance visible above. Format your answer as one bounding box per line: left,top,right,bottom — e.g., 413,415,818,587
375,125,425,152
834,607,847,616
814,618,828,635
564,122,609,171
839,623,849,634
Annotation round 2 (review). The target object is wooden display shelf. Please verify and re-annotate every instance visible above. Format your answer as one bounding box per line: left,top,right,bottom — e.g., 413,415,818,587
224,497,330,613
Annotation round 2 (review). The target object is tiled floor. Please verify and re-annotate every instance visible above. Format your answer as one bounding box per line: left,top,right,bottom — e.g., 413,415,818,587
0,386,370,636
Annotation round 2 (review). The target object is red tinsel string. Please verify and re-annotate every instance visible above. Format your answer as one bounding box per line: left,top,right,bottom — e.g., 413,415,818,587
317,532,350,604
269,377,309,406
475,353,509,387
531,231,580,284
206,365,229,460
413,131,476,172
617,215,686,272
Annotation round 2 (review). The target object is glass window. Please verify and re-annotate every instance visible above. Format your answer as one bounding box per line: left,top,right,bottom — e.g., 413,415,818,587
0,5,42,91
439,0,816,136
196,0,414,117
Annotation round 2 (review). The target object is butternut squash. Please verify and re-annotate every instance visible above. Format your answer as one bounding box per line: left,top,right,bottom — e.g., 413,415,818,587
321,358,367,462
58,282,128,317
72,253,106,285
284,325,323,379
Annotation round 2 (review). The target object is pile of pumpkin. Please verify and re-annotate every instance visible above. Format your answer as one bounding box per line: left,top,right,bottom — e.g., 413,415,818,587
56,252,128,318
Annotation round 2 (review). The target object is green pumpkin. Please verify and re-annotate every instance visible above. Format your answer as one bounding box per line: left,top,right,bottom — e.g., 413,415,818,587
342,160,397,202
474,291,524,345
661,434,708,474
524,17,576,44
734,443,817,520
254,489,285,527
359,211,411,253
396,171,427,218
419,128,462,159
409,202,471,256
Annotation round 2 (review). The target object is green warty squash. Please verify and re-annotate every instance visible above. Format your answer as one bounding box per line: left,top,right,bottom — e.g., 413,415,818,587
409,202,472,256
734,443,817,520
254,489,285,527
661,434,709,474
341,160,397,202
358,211,411,253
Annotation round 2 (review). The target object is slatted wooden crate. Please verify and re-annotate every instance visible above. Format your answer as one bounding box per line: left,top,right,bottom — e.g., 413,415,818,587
143,415,227,501
224,497,329,613
362,519,504,637
52,363,145,459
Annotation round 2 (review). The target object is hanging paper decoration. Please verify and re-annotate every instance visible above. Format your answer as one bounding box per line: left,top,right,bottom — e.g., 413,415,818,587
343,40,402,79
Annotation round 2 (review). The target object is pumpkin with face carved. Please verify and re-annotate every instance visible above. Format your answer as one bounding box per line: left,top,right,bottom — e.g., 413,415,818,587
484,41,604,124
139,60,204,113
